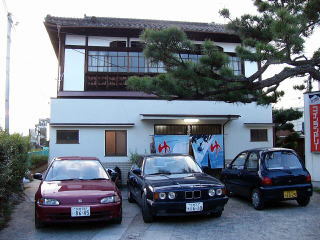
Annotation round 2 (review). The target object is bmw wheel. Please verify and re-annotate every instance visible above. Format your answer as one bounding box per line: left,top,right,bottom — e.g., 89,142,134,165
210,210,223,218
141,192,154,223
128,189,135,203
251,189,264,210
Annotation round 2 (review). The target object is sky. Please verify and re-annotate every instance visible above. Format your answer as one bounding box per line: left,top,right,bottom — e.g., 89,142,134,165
0,0,319,135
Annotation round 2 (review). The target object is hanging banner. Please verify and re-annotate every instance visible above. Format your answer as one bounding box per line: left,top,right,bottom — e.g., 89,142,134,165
191,135,224,169
154,135,189,154
208,135,224,168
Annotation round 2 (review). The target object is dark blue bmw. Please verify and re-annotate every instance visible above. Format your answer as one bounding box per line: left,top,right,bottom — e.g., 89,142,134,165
221,148,313,210
127,154,228,223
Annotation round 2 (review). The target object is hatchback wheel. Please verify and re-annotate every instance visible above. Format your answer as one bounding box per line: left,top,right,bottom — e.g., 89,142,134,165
128,189,135,203
251,189,264,210
297,196,310,207
142,193,154,223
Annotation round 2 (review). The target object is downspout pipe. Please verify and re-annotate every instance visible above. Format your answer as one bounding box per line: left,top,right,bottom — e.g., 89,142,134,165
222,118,231,169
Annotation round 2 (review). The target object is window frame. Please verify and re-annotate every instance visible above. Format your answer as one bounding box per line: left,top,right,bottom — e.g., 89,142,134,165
154,124,188,135
230,152,248,170
250,129,268,142
56,130,79,144
84,47,244,76
105,130,127,157
245,151,260,171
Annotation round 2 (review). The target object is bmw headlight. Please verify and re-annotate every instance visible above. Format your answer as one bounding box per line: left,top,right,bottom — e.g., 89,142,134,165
168,192,176,200
216,188,223,196
101,194,121,203
38,198,60,206
208,189,216,197
159,192,166,200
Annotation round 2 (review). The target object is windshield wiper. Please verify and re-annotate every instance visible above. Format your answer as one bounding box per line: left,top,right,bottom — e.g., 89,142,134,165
87,178,108,180
147,172,172,176
56,178,83,181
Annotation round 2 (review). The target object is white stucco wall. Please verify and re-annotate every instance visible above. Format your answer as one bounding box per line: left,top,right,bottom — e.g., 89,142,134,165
304,93,320,182
63,49,85,91
49,99,273,164
88,36,128,47
65,35,86,46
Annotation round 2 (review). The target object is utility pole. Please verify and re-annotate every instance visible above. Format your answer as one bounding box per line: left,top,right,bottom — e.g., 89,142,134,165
5,12,13,133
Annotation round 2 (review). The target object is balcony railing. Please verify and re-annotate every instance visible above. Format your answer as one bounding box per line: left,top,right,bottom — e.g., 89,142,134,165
84,72,157,91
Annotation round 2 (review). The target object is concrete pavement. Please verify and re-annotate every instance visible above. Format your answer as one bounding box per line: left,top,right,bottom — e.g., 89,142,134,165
0,180,320,240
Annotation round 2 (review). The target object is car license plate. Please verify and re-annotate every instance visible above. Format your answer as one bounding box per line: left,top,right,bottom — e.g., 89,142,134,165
283,190,297,199
71,206,90,217
186,202,203,212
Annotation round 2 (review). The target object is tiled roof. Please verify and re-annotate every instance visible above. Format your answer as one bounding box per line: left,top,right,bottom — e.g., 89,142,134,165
45,15,231,34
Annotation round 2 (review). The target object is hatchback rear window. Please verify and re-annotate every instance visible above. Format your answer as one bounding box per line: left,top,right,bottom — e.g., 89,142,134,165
264,151,302,170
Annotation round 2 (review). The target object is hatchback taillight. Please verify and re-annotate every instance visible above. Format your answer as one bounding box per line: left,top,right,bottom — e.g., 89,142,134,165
306,175,311,183
261,177,272,186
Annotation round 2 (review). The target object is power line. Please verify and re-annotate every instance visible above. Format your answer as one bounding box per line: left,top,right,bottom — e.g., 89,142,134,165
72,49,128,71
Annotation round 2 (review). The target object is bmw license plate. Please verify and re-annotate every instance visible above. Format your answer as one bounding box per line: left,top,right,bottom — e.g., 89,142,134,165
186,202,203,212
283,190,297,199
71,206,90,217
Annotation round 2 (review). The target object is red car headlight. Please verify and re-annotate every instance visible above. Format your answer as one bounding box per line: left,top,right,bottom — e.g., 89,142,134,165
38,198,60,206
100,194,121,204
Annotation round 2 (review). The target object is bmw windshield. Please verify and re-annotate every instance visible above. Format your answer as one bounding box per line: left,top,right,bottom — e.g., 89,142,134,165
144,156,202,175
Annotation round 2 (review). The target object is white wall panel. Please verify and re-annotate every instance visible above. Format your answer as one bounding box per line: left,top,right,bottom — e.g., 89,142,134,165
65,35,86,46
50,99,273,163
63,49,85,91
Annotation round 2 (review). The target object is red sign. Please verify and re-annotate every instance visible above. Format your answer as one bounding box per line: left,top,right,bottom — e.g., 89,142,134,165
310,104,320,152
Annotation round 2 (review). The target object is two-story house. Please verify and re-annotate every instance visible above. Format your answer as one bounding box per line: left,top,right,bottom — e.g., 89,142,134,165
44,15,274,183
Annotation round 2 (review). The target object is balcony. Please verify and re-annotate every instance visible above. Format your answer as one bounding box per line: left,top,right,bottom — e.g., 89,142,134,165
84,72,159,91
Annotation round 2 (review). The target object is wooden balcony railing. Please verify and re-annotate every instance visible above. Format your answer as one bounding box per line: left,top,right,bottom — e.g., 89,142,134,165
84,72,157,91
85,73,128,91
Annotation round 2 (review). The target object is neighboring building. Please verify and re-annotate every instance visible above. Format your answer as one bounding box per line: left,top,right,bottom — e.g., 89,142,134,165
304,92,320,183
29,118,50,149
44,16,274,183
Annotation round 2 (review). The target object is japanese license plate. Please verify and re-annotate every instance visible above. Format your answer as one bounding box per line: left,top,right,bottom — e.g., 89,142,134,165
186,202,203,212
71,206,90,217
283,190,297,199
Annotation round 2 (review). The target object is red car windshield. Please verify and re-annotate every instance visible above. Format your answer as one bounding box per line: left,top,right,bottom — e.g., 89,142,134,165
45,160,109,181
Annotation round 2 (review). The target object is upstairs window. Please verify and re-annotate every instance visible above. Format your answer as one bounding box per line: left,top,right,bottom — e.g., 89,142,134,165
56,130,79,144
87,51,243,75
228,56,243,75
131,41,145,48
109,41,126,48
250,129,268,142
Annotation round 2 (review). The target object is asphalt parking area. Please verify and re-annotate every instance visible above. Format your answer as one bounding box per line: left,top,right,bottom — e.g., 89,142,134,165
0,180,319,240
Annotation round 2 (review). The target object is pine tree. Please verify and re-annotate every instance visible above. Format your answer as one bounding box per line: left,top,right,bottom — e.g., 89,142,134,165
127,0,320,104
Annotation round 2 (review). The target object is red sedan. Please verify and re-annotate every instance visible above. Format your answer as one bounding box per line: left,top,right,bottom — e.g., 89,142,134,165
33,157,122,228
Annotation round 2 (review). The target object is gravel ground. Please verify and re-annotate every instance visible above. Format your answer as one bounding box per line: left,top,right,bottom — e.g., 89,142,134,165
0,180,319,240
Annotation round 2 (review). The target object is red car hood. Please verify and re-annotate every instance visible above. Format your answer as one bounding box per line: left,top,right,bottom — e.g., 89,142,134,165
39,180,118,205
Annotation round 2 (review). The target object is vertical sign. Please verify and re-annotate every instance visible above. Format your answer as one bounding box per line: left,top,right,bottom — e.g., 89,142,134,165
310,104,320,152
309,94,320,152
